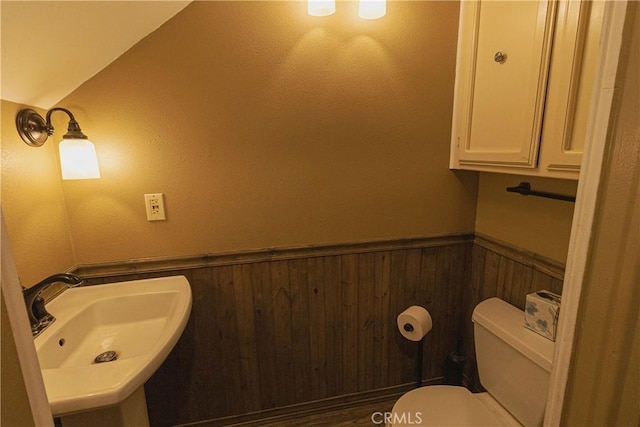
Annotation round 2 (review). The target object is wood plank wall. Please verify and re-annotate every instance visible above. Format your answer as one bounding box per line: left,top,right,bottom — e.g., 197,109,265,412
74,234,564,426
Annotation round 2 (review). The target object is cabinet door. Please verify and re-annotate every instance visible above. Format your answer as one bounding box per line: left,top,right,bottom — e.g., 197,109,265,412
452,0,556,168
539,0,605,175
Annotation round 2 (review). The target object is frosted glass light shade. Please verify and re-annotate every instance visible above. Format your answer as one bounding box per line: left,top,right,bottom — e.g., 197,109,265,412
59,139,101,180
359,0,386,19
308,0,335,16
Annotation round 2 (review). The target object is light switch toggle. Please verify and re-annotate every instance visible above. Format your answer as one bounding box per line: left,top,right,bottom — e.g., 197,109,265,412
144,193,166,221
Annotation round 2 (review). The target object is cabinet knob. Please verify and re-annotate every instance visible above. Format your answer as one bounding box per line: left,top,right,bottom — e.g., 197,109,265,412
494,51,507,63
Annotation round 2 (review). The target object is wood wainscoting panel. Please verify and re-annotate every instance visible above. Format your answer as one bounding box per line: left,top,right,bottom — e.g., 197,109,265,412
73,234,563,425
78,236,472,426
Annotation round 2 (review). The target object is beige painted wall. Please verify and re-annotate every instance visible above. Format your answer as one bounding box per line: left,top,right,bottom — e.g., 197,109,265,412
2,1,578,277
51,1,477,265
3,1,578,278
1,100,75,285
475,173,577,263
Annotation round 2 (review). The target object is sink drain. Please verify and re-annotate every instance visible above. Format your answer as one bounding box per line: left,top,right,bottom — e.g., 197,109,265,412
94,351,118,364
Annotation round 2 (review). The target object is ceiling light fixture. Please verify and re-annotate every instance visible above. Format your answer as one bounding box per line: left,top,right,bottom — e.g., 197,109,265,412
16,108,101,180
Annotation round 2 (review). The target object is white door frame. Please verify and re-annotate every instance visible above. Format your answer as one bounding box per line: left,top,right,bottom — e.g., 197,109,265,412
1,211,54,426
544,1,629,425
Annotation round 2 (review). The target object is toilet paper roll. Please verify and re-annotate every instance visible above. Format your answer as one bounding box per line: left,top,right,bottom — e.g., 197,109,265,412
397,306,432,341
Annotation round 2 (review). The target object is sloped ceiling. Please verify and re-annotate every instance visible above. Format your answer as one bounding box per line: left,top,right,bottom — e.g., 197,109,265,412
1,1,191,109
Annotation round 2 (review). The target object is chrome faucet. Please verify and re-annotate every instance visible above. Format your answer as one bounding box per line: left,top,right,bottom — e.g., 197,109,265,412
23,273,83,337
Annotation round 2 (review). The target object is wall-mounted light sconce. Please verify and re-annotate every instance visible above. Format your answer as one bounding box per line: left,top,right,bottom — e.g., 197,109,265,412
308,0,335,16
16,108,101,180
308,0,386,19
359,0,386,19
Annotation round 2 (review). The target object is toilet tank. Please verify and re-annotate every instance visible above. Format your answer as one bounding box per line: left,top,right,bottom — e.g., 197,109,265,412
472,298,555,427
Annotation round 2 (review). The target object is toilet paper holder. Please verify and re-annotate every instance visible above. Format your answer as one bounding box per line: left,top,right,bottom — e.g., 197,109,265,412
397,306,432,389
415,335,424,388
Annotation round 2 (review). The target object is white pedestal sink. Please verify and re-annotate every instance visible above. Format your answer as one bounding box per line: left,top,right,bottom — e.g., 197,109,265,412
33,276,192,426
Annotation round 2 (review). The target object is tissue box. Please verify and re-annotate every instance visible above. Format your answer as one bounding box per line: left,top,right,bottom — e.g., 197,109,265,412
524,290,561,341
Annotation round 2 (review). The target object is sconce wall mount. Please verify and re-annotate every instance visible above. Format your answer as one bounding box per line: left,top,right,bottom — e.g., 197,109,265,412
15,107,101,180
16,107,88,147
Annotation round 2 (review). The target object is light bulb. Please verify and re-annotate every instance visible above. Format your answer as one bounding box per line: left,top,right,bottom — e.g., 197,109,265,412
359,0,386,19
308,0,335,16
59,139,101,180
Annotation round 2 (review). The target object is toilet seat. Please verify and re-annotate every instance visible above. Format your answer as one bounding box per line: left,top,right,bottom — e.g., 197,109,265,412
389,385,520,426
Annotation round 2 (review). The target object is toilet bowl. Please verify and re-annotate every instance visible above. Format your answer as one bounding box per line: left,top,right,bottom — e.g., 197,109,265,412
390,298,554,427
390,386,519,426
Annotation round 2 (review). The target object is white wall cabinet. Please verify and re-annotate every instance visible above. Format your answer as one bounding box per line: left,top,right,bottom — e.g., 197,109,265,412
449,0,605,180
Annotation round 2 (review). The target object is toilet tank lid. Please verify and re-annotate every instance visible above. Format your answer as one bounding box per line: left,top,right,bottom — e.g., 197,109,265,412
473,298,554,372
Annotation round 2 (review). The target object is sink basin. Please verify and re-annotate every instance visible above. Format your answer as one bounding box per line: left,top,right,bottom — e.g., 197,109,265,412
34,275,192,416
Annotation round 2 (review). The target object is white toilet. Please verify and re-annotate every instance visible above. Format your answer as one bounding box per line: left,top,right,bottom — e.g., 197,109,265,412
390,297,554,426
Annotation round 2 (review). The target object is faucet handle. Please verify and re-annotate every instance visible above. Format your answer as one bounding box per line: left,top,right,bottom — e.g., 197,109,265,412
33,296,48,320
